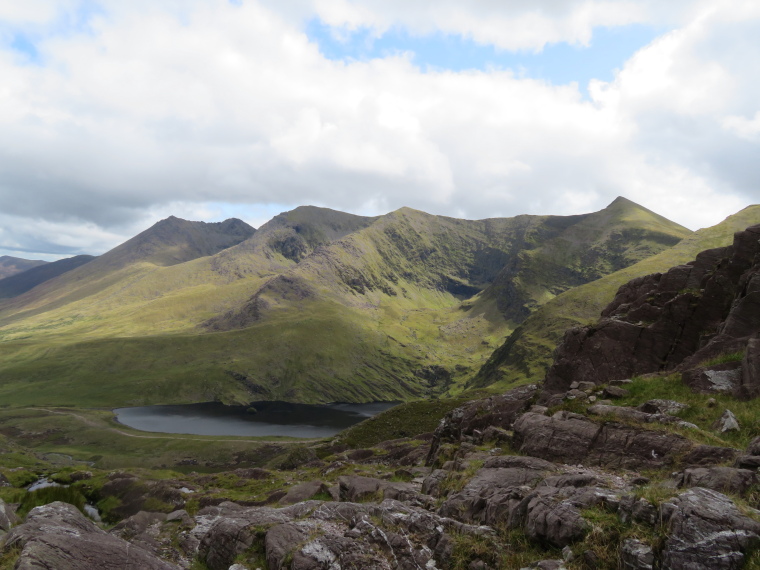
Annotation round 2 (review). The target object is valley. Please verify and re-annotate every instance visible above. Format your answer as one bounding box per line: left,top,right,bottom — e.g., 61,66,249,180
0,197,691,407
1,200,760,569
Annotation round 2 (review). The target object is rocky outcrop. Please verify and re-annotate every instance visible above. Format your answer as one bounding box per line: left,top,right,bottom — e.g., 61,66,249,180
4,502,178,570
512,411,693,469
426,384,538,465
544,225,760,394
660,488,760,569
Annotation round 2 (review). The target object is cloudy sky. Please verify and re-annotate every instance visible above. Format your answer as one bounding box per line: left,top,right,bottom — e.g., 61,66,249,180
1,0,759,259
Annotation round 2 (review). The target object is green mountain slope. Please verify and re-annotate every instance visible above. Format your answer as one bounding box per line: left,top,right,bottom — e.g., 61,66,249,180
0,200,691,407
471,204,760,390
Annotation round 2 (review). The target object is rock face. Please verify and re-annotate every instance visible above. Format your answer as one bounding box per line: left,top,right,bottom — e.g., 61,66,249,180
660,488,760,569
4,502,178,570
544,225,760,394
426,384,538,465
512,411,693,469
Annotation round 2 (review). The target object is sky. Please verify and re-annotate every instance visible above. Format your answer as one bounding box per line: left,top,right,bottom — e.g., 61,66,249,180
1,0,759,260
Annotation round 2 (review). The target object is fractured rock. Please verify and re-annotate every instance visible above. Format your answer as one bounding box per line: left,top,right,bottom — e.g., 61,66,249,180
660,487,760,569
4,502,178,570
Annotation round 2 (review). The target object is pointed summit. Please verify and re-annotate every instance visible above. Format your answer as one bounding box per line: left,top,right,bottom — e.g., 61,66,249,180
97,216,256,269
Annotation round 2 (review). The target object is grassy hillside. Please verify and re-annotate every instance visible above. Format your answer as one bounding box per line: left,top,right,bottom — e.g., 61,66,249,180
471,204,760,390
0,200,692,407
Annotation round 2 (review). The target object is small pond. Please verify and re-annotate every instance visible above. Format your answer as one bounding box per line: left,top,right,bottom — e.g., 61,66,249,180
113,401,398,438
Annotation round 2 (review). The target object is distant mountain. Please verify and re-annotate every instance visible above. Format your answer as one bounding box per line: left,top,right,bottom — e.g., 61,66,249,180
0,200,694,407
96,216,257,270
471,204,760,390
0,255,95,299
0,256,47,280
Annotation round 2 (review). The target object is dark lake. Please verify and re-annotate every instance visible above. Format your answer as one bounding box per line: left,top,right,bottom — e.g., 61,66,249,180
113,401,398,438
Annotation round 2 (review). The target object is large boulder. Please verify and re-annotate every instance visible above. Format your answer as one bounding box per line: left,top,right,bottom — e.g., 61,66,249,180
660,488,760,569
512,411,693,469
426,384,538,465
3,502,178,570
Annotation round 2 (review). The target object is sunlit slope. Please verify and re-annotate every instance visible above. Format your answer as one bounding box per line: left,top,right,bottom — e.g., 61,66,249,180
0,200,692,406
472,204,760,390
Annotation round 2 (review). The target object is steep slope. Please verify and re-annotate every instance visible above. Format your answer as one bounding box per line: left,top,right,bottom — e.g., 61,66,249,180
543,222,760,395
474,196,690,322
472,204,760,390
0,256,47,280
0,217,256,327
0,200,691,407
0,255,95,299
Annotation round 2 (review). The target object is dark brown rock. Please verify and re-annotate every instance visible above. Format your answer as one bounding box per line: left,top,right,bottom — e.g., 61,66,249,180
682,445,739,466
426,384,538,465
682,362,742,395
512,412,693,469
543,226,760,394
603,386,628,399
740,337,760,398
680,467,758,496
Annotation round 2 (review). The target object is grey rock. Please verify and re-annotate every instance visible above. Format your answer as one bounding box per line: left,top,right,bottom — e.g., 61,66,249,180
338,475,385,502
0,499,18,532
683,365,742,394
638,399,688,416
279,480,328,505
619,496,659,526
682,445,739,466
620,538,654,570
660,488,760,569
439,466,550,523
422,469,450,497
197,505,297,570
4,502,178,570
523,492,588,547
603,386,628,399
713,409,740,433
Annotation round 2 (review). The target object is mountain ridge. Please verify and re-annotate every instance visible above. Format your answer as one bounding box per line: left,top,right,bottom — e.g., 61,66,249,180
0,197,694,407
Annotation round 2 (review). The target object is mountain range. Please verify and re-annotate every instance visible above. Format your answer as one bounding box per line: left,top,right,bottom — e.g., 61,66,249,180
1,197,753,407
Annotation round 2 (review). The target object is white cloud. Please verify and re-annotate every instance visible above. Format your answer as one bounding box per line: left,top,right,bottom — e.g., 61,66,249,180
0,0,758,257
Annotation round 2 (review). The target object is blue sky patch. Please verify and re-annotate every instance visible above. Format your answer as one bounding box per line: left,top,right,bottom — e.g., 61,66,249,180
306,19,664,94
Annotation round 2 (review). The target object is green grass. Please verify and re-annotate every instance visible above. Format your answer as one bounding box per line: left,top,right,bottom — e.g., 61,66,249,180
701,351,745,367
0,407,297,471
17,486,87,518
616,373,760,449
335,398,470,448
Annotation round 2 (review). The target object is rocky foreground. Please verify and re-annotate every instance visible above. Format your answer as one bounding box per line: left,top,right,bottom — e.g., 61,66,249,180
2,225,760,569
